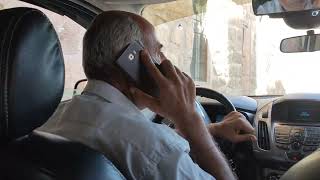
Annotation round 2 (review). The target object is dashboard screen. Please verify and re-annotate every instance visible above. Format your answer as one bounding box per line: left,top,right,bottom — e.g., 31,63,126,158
289,107,320,121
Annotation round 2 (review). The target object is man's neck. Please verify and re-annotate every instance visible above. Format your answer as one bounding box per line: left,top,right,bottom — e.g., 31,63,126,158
107,80,136,106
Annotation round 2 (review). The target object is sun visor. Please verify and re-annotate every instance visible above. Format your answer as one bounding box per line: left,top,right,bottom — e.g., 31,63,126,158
143,0,201,26
143,0,250,26
92,0,173,4
84,0,174,14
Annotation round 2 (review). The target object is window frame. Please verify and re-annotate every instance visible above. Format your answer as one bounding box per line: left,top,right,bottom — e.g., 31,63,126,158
20,0,101,28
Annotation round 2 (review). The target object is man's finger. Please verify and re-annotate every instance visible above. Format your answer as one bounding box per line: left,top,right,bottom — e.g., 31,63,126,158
235,118,254,134
140,51,166,85
233,134,256,143
130,87,161,114
223,111,238,120
225,111,253,133
226,111,239,117
160,60,179,82
175,66,185,80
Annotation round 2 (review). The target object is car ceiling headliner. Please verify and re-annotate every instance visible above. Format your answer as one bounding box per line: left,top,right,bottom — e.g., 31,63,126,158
82,0,173,14
84,0,173,5
84,0,250,7
83,0,193,25
82,0,250,25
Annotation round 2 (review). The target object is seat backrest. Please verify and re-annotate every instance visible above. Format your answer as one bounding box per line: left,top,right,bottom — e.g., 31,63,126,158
1,131,125,180
0,7,125,180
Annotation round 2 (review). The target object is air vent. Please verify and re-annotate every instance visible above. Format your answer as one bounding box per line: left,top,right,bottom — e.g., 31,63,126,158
258,121,270,150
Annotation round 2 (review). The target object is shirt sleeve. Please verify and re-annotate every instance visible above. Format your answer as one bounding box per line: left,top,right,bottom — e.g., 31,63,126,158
146,150,216,180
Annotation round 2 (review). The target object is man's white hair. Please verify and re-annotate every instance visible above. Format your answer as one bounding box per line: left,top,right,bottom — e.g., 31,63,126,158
83,11,144,81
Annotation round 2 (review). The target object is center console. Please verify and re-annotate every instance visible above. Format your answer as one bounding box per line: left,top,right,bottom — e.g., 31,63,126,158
274,125,320,161
253,95,320,180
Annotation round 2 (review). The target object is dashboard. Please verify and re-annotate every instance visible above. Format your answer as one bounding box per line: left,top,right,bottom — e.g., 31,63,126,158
200,93,320,180
253,94,320,180
156,93,320,180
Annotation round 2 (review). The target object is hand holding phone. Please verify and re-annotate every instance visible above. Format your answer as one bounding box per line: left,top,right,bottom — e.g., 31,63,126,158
116,41,160,97
130,51,198,128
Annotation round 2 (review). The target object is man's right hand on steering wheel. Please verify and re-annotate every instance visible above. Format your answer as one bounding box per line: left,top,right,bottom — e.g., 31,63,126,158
207,111,257,143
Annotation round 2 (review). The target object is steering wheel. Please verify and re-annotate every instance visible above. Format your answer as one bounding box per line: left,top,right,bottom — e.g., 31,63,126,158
155,87,236,145
196,87,236,116
154,87,236,125
280,150,320,180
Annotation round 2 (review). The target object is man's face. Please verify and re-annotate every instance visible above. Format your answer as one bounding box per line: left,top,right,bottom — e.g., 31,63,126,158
134,16,164,64
143,27,164,64
280,0,312,11
130,17,165,100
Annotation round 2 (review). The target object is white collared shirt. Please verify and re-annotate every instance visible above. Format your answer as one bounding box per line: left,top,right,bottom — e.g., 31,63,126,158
37,80,214,180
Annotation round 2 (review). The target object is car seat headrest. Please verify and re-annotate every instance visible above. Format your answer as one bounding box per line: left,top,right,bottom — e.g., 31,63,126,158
0,7,65,142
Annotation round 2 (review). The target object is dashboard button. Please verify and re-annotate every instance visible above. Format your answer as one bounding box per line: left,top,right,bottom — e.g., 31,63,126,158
267,174,279,180
303,146,318,152
312,141,319,145
275,126,291,134
291,142,302,151
276,137,290,141
276,144,289,150
275,135,290,142
275,138,290,144
287,152,303,161
292,127,304,131
305,140,313,145
303,146,313,152
292,136,304,141
294,132,301,137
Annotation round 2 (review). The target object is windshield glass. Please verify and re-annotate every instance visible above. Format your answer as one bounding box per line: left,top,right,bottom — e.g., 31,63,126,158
142,0,320,96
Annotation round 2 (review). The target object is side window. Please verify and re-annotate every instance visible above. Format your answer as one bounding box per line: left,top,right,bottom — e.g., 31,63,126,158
0,0,86,101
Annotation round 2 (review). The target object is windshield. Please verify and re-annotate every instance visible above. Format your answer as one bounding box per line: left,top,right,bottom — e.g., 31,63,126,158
142,0,320,96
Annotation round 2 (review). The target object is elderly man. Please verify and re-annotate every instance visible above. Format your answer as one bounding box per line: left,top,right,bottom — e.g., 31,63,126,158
37,11,255,180
257,0,320,14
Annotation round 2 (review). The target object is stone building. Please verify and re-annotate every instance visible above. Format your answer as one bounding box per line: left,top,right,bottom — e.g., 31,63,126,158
144,0,257,96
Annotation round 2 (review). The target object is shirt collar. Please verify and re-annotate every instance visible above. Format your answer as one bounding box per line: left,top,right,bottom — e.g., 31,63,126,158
83,79,139,111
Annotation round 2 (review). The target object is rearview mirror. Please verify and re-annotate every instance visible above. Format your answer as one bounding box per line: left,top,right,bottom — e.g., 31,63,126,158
253,0,320,15
280,33,320,53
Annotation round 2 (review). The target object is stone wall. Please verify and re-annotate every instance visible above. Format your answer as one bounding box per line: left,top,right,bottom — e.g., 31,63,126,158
148,0,257,96
226,4,257,95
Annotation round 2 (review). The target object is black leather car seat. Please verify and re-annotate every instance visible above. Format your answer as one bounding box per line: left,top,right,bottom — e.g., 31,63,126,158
0,7,125,180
